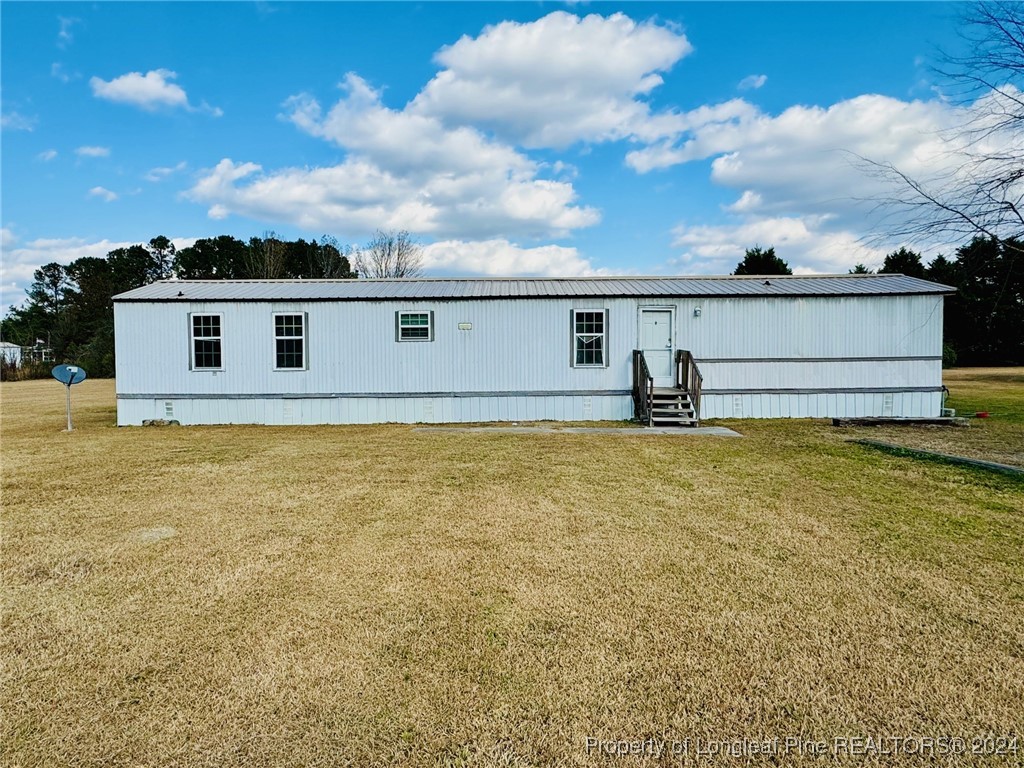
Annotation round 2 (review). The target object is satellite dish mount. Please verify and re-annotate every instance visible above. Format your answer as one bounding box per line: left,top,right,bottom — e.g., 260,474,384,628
51,365,88,431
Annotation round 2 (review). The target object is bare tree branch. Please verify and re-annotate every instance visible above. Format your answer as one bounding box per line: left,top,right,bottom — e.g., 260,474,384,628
861,2,1024,255
354,230,424,278
313,235,355,279
245,230,287,279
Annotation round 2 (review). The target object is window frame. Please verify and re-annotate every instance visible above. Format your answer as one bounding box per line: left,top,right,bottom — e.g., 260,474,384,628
272,312,308,371
395,310,434,342
189,312,224,371
570,308,609,368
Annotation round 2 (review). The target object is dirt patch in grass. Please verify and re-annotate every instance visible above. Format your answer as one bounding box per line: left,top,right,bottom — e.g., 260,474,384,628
817,368,1024,469
2,377,1023,766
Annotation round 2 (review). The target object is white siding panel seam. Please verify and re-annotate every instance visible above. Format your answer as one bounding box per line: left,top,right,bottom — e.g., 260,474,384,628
698,355,941,363
703,386,943,394
117,389,633,399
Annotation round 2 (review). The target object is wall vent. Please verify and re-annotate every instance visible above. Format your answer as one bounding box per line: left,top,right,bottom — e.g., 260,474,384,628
164,401,174,419
882,393,894,417
732,395,743,418
582,396,593,419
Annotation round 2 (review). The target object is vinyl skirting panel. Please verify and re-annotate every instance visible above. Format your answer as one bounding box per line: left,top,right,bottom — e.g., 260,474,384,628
116,388,943,425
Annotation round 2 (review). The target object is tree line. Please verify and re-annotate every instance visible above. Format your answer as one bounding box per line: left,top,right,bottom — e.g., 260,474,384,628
732,240,1023,367
1,232,1020,380
1,229,427,379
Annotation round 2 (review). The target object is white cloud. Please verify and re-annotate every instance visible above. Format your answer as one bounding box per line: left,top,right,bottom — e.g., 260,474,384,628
628,94,962,200
191,73,600,239
189,155,596,239
51,62,80,83
1,110,37,132
144,161,187,182
410,11,692,148
620,91,1016,273
738,74,767,91
671,216,888,275
624,99,760,173
1,228,16,251
422,239,601,276
37,149,58,162
726,190,762,213
90,69,221,115
76,145,110,158
87,186,118,202
57,16,80,48
186,12,700,246
285,74,535,179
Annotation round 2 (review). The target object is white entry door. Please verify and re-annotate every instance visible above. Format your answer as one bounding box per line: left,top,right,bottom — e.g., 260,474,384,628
639,309,674,386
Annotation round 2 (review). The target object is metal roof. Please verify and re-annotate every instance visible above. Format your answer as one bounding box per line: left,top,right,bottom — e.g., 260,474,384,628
113,274,954,302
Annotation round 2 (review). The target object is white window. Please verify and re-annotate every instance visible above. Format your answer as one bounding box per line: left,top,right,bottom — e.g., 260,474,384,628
190,314,223,370
396,311,434,342
571,309,607,367
274,313,306,370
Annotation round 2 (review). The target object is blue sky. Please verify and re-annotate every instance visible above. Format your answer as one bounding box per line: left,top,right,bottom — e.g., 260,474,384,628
1,2,972,310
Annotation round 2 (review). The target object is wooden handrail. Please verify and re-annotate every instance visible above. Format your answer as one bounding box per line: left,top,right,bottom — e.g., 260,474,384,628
674,349,703,423
631,349,654,426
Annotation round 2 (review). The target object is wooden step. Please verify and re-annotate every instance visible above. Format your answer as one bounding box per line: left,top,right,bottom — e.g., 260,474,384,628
643,387,699,427
651,418,699,427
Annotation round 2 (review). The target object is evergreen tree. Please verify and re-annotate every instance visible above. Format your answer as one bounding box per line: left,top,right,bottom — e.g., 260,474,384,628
880,247,925,278
732,246,792,275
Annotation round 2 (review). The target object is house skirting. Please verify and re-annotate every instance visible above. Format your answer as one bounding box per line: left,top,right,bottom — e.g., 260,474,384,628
115,392,634,426
698,389,943,419
115,386,943,426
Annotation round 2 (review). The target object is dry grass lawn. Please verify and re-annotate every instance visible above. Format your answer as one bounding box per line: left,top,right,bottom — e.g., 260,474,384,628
2,372,1022,767
827,368,1024,470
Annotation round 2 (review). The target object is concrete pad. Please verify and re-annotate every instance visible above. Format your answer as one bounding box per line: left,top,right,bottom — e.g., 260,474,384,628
414,425,742,437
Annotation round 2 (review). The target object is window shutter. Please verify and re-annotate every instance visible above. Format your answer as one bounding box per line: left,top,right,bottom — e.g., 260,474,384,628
395,311,401,342
271,312,277,370
603,309,610,367
304,311,309,370
187,313,193,371
429,310,435,342
569,309,576,368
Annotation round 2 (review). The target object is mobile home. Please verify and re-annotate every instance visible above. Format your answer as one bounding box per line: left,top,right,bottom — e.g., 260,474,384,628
113,274,952,426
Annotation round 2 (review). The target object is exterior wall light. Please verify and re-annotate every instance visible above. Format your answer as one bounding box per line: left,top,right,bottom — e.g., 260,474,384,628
694,307,702,317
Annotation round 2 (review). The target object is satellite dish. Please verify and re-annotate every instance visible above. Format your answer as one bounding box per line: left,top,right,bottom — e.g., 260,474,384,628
51,364,88,431
52,364,88,385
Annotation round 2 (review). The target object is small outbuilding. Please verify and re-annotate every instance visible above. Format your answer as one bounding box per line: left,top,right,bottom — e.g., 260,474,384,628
112,274,952,427
0,341,22,368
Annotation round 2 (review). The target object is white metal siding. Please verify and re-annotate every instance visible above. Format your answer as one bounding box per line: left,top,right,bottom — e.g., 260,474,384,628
674,295,943,359
114,294,944,425
116,298,641,397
